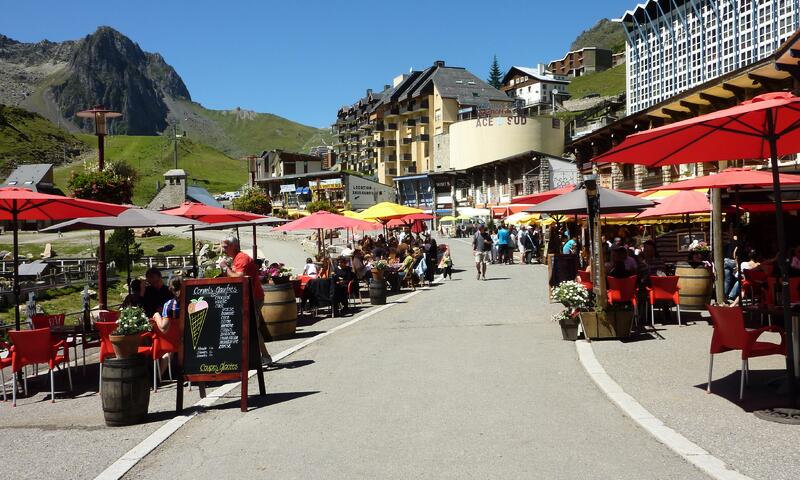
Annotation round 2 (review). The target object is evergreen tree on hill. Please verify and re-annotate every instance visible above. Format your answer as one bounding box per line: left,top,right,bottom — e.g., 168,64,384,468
488,55,503,89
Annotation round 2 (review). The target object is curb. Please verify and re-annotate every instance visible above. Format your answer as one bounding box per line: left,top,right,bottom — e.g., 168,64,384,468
575,340,754,480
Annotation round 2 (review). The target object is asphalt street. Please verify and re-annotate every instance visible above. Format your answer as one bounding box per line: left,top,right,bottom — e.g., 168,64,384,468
126,238,704,480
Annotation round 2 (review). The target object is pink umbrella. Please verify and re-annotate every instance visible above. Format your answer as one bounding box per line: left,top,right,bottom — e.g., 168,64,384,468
274,211,379,256
636,190,711,219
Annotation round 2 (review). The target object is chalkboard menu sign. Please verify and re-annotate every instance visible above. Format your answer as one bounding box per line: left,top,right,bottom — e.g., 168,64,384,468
176,277,265,412
548,253,579,288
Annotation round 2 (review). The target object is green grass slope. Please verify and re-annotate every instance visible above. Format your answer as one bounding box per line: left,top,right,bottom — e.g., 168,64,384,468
0,104,85,175
567,64,626,99
54,134,247,205
178,100,332,157
570,18,627,53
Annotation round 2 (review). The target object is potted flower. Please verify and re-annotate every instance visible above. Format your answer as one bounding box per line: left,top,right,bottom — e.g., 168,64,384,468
551,280,589,341
109,306,152,359
580,303,634,340
268,263,293,284
371,259,388,281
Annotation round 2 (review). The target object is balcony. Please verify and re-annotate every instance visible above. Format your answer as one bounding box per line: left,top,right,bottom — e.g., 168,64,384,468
386,122,398,131
402,153,412,161
369,140,385,148
375,122,385,131
388,168,398,175
385,154,397,162
385,106,400,117
405,119,417,127
385,139,397,147
416,100,429,111
415,134,430,142
403,166,417,174
418,116,429,124
402,137,413,145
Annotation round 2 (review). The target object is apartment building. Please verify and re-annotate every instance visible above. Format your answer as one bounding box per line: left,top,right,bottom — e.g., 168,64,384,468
333,61,511,185
619,0,799,114
547,47,614,77
500,65,570,111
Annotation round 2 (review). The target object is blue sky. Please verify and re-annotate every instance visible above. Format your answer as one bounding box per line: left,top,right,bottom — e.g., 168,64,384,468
1,0,634,128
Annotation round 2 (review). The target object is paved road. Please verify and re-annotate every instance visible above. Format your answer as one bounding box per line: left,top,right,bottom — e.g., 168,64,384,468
127,238,704,479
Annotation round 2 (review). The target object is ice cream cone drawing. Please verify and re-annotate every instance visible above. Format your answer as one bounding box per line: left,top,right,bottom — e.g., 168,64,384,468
187,297,209,349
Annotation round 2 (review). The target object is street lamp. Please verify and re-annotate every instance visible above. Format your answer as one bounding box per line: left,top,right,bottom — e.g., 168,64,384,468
76,105,122,170
552,89,559,116
76,105,121,310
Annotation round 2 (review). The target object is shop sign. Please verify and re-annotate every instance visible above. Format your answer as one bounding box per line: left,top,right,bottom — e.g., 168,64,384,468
279,183,296,193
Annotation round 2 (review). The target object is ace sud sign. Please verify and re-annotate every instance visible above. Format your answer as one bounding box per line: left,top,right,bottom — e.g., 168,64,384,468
475,115,527,127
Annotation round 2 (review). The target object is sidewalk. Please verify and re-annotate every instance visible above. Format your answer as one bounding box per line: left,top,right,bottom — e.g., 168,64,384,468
590,317,800,480
126,239,702,479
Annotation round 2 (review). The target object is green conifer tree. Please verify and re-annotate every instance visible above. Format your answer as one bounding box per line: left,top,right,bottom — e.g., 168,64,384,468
487,55,503,89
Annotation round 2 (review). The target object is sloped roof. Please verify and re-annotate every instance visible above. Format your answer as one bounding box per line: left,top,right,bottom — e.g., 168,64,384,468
501,66,570,85
186,186,222,208
420,66,512,105
3,164,53,192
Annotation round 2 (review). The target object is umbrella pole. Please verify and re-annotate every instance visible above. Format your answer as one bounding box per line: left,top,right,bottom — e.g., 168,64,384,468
125,228,131,295
12,202,20,331
711,189,724,304
191,226,198,278
252,225,258,261
98,230,107,310
767,116,796,408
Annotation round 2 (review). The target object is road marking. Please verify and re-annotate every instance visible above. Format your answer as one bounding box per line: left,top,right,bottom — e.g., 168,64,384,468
575,340,754,480
95,280,437,480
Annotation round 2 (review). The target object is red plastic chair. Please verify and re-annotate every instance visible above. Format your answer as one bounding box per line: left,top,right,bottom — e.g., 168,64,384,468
577,270,593,291
150,323,181,392
8,328,73,406
647,276,681,327
98,310,121,322
707,305,786,400
742,269,767,305
0,341,11,402
31,314,78,369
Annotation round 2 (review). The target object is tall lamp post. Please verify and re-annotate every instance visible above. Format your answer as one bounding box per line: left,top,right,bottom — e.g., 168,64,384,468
77,105,121,310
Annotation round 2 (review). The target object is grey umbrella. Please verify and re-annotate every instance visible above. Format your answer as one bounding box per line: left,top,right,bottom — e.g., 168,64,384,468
41,208,205,291
524,186,654,215
189,216,288,261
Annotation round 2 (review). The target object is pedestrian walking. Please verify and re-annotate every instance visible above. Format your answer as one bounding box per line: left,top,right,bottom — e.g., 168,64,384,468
439,246,453,279
472,224,492,280
497,223,510,264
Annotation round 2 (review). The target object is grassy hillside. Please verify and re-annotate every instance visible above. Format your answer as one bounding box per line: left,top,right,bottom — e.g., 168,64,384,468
178,100,332,158
570,18,626,53
54,134,248,205
567,64,626,99
0,104,85,175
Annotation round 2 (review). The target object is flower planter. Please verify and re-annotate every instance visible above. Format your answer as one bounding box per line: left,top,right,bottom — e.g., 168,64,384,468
558,316,580,341
579,310,633,339
109,334,142,359
371,269,385,282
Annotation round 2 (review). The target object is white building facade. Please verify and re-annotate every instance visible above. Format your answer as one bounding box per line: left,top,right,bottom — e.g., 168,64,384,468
501,65,570,108
619,0,800,114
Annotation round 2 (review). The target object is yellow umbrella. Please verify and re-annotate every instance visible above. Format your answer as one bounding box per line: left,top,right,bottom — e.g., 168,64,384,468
456,214,471,220
341,210,360,218
440,215,457,222
357,202,424,222
286,209,311,218
639,188,708,200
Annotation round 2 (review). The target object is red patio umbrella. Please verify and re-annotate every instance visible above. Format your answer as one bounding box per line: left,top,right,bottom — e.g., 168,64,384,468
0,188,128,330
161,202,266,277
510,184,576,205
594,91,800,410
636,190,711,219
650,167,800,191
274,211,379,256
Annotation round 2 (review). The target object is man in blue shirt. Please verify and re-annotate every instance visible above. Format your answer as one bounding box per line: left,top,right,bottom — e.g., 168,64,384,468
562,234,577,255
497,224,510,264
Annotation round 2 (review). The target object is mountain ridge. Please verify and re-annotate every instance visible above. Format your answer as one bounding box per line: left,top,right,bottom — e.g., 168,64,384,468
0,26,330,157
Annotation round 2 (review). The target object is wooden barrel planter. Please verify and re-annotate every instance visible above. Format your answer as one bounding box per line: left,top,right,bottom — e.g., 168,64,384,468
369,279,387,305
676,262,713,310
101,356,150,427
262,283,298,340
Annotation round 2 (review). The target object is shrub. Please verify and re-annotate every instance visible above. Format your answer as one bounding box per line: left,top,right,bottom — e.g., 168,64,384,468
306,200,337,213
231,187,272,215
106,228,143,272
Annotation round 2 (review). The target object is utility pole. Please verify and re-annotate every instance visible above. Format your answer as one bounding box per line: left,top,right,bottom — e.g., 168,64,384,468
173,124,179,169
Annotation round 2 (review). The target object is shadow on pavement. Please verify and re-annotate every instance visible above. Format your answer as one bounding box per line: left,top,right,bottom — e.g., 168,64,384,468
694,369,800,412
265,359,315,371
209,390,320,411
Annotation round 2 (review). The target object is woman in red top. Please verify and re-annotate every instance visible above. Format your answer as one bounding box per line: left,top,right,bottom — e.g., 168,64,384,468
220,235,272,365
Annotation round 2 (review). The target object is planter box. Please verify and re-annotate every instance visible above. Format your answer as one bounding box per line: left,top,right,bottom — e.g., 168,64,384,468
558,317,580,341
579,310,633,339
